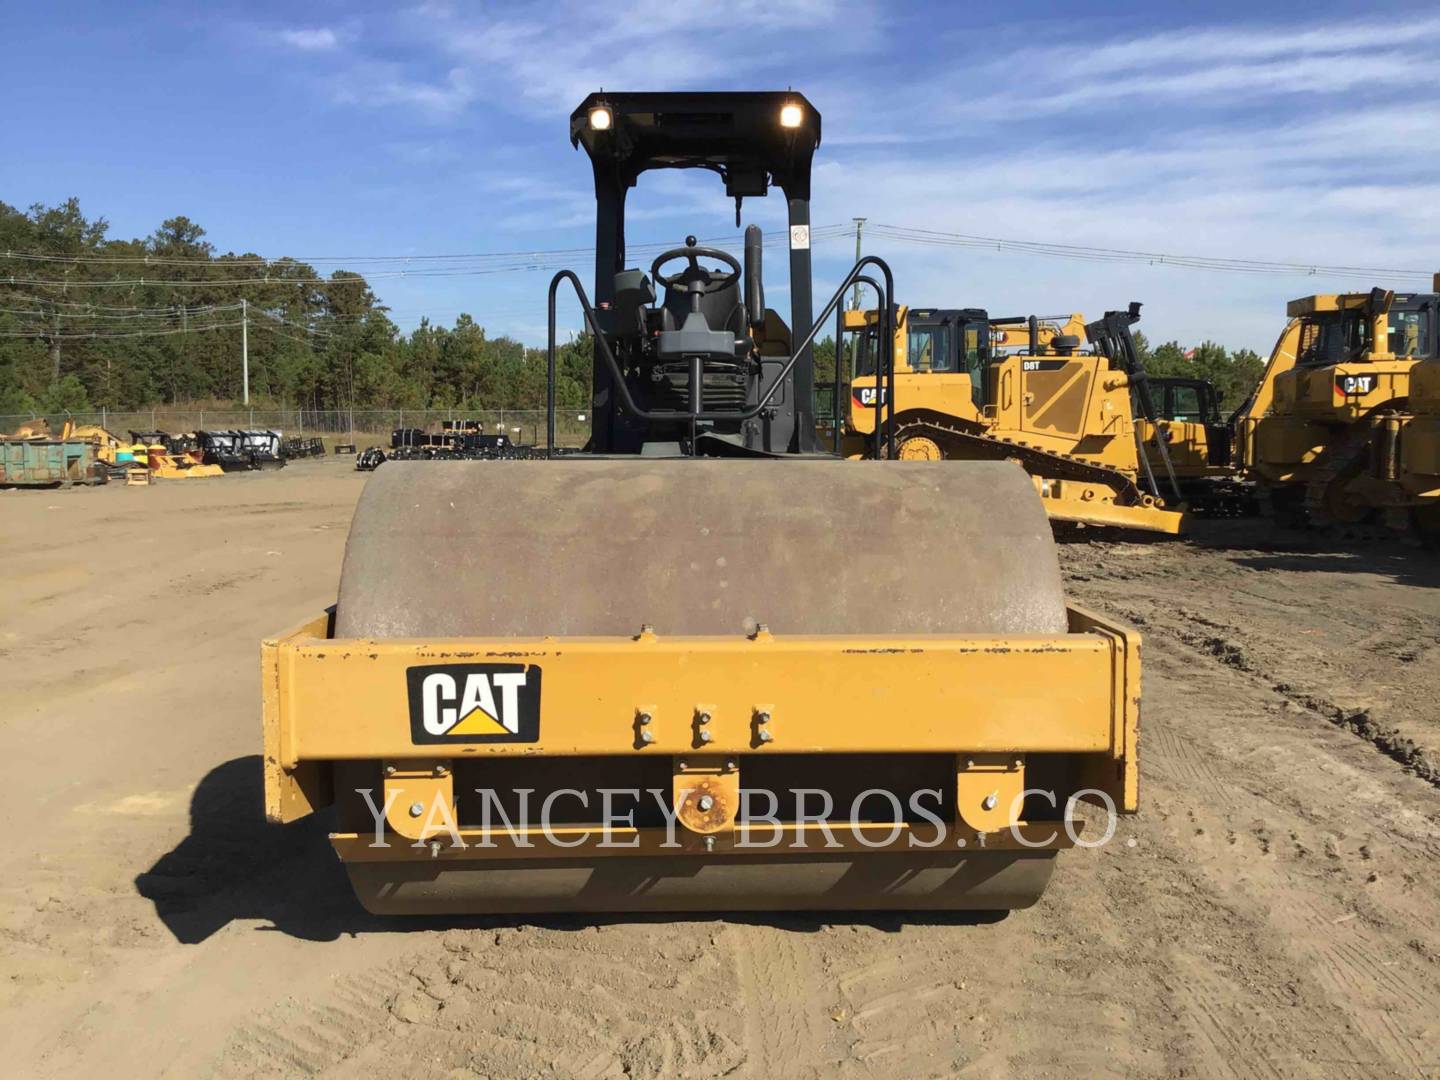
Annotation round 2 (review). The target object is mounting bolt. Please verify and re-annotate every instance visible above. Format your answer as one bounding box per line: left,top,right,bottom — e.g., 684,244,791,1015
755,623,770,635
964,757,975,769
640,623,655,635
409,801,425,817
430,840,442,858
725,759,737,772
755,710,771,725
637,711,653,726
704,836,716,852
982,793,998,811
698,730,714,744
433,764,448,777
758,730,774,744
1013,757,1023,769
698,795,715,812
640,730,655,745
696,710,711,725
679,759,688,771
383,764,397,777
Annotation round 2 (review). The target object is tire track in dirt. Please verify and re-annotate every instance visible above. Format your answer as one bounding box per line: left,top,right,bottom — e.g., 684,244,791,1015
728,923,830,1078
831,947,973,1072
1122,634,1440,1078
223,927,746,1078
1105,599,1440,789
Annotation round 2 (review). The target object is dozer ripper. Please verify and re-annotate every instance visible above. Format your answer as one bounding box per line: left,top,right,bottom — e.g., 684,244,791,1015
836,303,1187,534
262,92,1140,915
1241,279,1439,537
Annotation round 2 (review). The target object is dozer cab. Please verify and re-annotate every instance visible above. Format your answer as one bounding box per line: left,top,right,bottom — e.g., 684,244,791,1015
261,91,1140,915
1136,378,1255,515
836,302,1187,534
1242,279,1439,536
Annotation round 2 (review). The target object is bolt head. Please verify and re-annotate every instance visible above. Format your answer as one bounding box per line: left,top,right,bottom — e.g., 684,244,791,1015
637,711,653,725
697,795,715,811
383,764,397,777
698,730,714,744
755,711,771,725
725,759,737,772
640,730,655,744
409,801,425,817
433,764,448,777
982,794,998,811
704,835,716,852
758,730,774,744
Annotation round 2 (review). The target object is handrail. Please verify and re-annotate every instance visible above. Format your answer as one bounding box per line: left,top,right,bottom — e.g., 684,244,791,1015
547,257,895,457
827,274,886,455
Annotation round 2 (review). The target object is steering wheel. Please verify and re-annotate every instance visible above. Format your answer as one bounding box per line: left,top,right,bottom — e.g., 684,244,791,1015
650,235,741,295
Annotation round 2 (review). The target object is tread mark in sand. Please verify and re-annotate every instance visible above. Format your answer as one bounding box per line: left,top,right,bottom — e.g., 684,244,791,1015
835,951,965,1066
1145,724,1232,805
729,924,827,1078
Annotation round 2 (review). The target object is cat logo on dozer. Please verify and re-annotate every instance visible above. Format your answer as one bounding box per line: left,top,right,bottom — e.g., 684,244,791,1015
406,663,541,743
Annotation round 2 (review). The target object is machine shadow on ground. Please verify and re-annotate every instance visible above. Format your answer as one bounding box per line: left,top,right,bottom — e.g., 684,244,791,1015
1087,516,1440,589
1228,547,1440,588
136,757,1009,944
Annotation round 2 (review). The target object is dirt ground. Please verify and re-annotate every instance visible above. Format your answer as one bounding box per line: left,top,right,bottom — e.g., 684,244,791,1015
1,460,1437,1078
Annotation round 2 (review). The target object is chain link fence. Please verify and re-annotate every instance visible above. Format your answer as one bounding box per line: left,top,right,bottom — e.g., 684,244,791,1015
0,408,594,450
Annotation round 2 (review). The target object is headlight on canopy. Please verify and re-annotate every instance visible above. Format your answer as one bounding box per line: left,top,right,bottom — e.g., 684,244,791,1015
589,106,612,131
779,102,803,129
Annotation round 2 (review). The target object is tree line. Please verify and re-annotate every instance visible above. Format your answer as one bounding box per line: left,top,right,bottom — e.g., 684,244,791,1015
1,197,1264,420
1132,332,1265,412
0,198,594,417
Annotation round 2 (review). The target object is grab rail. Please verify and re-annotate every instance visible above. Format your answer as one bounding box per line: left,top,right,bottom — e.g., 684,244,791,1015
546,257,895,458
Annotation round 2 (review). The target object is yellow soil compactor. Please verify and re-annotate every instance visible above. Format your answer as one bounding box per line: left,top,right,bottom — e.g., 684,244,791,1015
838,303,1186,534
262,92,1140,914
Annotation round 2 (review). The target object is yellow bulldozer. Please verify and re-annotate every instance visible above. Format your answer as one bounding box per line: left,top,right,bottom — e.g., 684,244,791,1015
1134,377,1256,515
1239,278,1439,539
834,302,1186,533
261,91,1140,915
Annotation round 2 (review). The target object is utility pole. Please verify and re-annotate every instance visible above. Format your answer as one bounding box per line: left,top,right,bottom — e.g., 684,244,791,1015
241,298,250,405
850,217,866,310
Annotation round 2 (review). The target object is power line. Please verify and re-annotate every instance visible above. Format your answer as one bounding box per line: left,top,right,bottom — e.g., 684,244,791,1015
0,320,247,340
865,223,1436,283
0,226,852,271
0,303,244,320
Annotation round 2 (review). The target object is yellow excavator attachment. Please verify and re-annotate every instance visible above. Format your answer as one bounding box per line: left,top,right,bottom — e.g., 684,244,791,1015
263,459,1139,914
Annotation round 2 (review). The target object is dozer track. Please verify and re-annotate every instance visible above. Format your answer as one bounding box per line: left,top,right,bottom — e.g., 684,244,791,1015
1303,426,1374,528
891,414,1184,534
895,416,1148,503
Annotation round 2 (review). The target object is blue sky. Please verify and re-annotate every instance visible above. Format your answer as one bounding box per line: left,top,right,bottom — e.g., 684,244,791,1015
5,0,1439,350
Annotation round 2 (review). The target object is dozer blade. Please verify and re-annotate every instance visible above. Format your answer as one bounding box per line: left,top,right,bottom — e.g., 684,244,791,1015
264,458,1137,915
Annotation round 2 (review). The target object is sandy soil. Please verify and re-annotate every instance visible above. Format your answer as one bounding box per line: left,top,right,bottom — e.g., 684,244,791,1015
1,460,1437,1078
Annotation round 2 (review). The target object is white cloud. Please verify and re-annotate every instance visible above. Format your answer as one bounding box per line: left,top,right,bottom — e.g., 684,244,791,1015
332,64,475,118
277,27,340,52
271,6,1440,350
